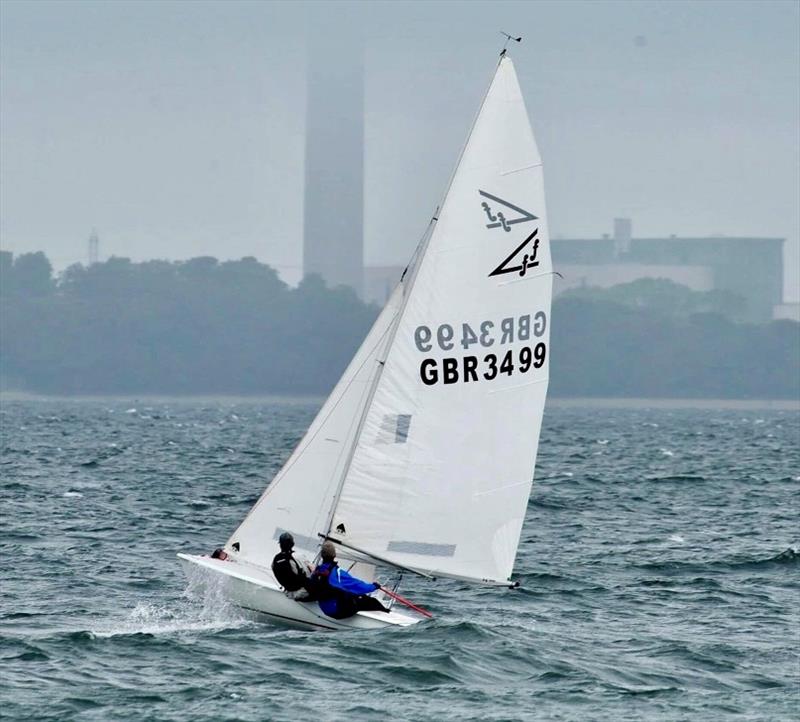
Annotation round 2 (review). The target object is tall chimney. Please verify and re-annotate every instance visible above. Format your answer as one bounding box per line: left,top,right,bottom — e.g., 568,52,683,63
303,12,363,297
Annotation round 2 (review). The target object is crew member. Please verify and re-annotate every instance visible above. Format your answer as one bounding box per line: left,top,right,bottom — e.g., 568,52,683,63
310,541,389,619
271,532,313,598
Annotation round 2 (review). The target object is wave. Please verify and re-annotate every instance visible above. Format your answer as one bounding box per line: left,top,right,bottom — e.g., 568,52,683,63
647,474,707,483
530,496,568,510
635,547,799,575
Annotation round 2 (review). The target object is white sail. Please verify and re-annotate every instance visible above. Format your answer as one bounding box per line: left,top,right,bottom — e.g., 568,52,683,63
226,282,405,563
329,56,551,584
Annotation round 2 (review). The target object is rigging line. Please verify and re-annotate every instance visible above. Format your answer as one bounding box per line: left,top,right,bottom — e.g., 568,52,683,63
309,216,439,538
320,213,438,540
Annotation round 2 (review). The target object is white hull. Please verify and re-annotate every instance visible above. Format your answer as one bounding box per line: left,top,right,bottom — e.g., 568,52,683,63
177,553,422,631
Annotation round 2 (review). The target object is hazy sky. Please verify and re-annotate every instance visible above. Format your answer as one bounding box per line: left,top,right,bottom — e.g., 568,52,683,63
1,0,798,300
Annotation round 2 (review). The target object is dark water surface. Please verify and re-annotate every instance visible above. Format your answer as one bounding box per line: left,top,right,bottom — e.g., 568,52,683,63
1,398,798,721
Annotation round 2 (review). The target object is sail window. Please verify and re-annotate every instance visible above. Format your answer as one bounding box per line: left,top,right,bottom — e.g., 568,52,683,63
273,528,318,552
377,414,412,444
387,541,456,557
395,414,411,442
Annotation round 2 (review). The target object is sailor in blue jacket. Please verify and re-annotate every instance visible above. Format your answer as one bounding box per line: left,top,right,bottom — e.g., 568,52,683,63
310,541,390,619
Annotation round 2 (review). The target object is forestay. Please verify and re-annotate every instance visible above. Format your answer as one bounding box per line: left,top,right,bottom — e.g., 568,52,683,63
330,56,552,585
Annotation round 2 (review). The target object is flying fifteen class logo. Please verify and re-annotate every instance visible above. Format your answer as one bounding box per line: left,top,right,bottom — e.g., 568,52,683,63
479,190,540,278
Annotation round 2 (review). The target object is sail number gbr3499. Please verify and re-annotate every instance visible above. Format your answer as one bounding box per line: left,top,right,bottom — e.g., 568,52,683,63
413,312,547,386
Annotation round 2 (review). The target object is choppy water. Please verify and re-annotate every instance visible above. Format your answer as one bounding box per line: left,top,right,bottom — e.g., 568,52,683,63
1,398,798,721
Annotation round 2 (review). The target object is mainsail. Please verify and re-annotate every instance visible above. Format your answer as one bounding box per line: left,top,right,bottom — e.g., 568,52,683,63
229,55,551,587
330,55,551,585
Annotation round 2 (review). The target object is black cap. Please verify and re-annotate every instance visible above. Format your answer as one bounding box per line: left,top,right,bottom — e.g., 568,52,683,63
278,532,294,551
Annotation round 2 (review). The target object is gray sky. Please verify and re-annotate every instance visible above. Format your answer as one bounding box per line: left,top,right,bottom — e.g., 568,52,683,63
1,0,798,300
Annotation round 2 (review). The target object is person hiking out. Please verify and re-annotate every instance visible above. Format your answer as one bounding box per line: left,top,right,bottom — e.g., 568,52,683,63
310,541,390,619
271,532,314,600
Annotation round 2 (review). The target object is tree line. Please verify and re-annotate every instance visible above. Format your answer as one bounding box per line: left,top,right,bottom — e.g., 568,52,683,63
1,251,798,399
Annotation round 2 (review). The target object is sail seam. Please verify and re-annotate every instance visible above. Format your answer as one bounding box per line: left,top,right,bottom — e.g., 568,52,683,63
500,162,542,176
472,479,531,497
497,271,556,287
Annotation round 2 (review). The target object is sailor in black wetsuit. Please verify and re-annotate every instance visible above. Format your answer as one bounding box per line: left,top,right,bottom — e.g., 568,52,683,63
271,532,314,600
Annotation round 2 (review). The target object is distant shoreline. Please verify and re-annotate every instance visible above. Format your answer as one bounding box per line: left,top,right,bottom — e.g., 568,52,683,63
546,397,800,411
1,391,797,411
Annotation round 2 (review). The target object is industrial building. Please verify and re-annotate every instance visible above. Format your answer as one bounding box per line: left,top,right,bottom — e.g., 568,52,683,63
364,218,787,323
551,219,784,322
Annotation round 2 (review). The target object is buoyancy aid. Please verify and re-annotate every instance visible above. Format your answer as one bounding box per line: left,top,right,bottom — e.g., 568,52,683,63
271,551,307,592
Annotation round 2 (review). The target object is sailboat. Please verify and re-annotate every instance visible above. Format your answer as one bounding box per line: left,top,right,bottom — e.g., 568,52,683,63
178,51,552,631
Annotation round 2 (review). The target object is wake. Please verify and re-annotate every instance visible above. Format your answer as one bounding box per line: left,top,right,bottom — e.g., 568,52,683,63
89,568,248,639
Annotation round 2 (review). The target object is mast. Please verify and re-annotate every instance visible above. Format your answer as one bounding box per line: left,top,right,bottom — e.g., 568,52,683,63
320,54,510,545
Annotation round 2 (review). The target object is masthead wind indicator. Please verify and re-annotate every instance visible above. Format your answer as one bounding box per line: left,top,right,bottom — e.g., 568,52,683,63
500,31,522,55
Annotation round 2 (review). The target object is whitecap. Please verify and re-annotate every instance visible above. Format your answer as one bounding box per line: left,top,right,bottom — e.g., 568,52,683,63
125,408,137,414
668,534,685,543
597,439,610,445
660,449,674,457
63,491,83,499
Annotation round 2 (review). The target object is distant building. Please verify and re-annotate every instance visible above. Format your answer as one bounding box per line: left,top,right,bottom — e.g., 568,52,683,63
773,303,800,323
552,220,785,322
364,220,787,321
303,18,363,297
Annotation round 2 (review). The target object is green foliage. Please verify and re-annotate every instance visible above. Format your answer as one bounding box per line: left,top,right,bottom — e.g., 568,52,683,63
0,251,54,298
0,253,377,395
550,297,799,399
0,253,797,399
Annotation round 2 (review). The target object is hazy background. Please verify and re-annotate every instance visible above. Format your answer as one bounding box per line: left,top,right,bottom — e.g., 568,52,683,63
1,0,798,300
